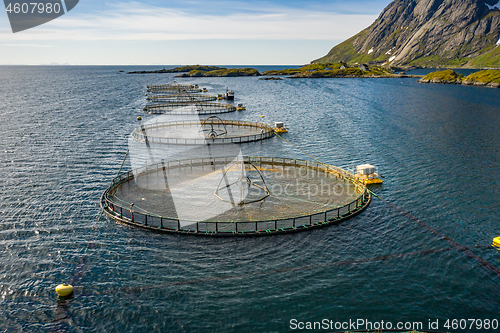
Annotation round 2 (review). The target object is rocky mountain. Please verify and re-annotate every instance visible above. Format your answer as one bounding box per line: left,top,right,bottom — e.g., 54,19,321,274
312,0,500,68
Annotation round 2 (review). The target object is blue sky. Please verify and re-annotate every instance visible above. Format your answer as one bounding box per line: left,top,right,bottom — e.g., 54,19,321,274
0,0,391,65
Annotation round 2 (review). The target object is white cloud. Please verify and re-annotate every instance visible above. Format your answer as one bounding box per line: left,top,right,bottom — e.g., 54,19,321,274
0,44,52,47
0,1,377,42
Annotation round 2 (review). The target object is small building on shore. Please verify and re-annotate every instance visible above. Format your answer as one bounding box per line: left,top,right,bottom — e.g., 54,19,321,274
359,64,369,71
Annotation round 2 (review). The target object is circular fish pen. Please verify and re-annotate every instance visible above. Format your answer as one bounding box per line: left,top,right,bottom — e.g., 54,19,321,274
147,93,217,103
101,156,371,236
147,83,201,94
132,117,275,145
143,102,236,115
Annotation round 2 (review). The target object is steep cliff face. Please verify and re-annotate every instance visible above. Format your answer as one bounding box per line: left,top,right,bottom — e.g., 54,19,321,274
313,0,500,68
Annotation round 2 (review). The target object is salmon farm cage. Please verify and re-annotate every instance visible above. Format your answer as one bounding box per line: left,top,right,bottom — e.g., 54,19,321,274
147,93,217,103
101,156,371,237
147,83,201,94
132,117,275,145
143,102,236,115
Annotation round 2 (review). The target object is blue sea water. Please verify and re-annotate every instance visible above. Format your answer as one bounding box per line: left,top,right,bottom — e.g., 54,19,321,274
0,65,500,332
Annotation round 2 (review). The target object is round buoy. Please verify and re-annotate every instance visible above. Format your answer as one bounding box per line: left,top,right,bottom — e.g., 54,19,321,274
145,93,147,96
55,284,73,297
137,116,142,121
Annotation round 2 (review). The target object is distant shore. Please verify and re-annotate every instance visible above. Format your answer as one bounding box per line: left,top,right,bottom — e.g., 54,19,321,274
287,74,423,79
124,64,500,83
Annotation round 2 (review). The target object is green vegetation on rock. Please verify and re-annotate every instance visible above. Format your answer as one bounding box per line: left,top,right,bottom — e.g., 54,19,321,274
262,62,394,78
168,65,224,72
407,56,469,68
262,63,346,75
176,67,260,77
127,65,224,74
464,69,500,85
467,45,500,69
419,69,464,83
419,69,500,87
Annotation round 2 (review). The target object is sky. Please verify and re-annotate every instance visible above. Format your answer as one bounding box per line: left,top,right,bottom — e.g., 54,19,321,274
0,0,392,65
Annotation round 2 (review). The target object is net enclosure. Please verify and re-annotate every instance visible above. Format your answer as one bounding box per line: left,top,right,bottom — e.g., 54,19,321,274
147,93,217,103
132,117,275,145
143,102,236,115
147,83,201,94
101,156,371,237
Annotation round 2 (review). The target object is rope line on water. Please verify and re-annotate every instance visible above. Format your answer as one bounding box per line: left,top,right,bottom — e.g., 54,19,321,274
274,132,330,167
368,189,500,278
72,149,130,287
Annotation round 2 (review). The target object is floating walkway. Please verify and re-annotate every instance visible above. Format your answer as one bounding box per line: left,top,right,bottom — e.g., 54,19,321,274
101,156,370,237
147,93,217,103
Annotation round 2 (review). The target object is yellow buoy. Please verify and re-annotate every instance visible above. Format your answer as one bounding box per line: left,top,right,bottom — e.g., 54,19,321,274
260,115,265,118
493,237,500,248
55,284,74,297
144,93,147,96
137,116,142,121
273,121,288,133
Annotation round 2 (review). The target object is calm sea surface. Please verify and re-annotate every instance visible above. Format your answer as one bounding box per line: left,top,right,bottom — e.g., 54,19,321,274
0,66,499,332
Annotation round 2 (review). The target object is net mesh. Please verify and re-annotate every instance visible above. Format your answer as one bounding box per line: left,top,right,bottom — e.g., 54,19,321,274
132,119,274,145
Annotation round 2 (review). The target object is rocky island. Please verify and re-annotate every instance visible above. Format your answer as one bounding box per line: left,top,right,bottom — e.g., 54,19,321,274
418,69,500,87
175,67,260,77
127,65,224,74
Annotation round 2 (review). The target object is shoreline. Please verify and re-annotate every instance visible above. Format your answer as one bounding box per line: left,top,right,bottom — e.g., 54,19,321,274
418,79,500,88
417,69,500,88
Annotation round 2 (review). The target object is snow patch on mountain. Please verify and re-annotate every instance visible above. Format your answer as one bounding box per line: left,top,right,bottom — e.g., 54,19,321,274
486,1,500,10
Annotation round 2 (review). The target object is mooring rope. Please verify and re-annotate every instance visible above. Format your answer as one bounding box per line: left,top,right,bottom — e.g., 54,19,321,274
75,245,494,297
275,132,333,169
274,133,500,278
71,149,130,287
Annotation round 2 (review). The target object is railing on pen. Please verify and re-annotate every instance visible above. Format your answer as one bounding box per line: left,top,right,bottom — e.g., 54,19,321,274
143,102,236,115
131,120,275,145
101,156,371,237
147,87,201,94
147,94,217,103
